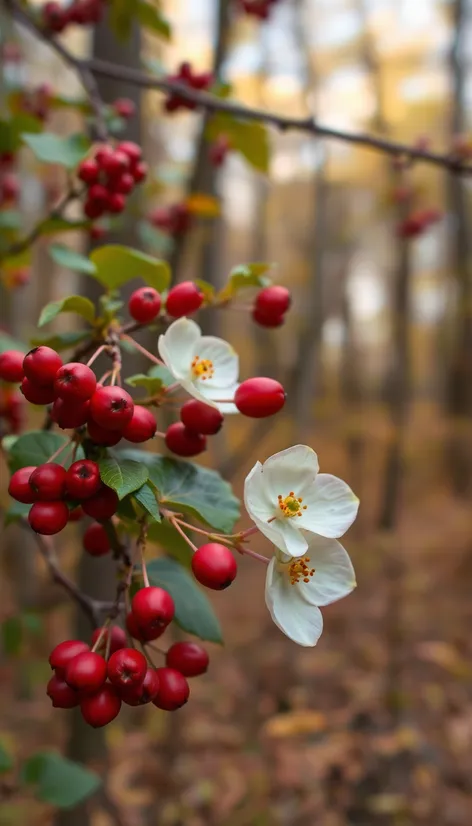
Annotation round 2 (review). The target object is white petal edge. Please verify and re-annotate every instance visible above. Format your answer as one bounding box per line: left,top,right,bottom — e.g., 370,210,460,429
297,473,359,538
295,533,356,607
158,317,201,379
265,558,323,646
196,336,239,389
261,445,320,502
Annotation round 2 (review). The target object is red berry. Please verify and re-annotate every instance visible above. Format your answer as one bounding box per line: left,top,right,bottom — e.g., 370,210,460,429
255,285,290,317
165,422,206,457
29,463,67,501
120,667,160,705
42,1,68,32
132,161,148,183
78,158,99,184
54,362,97,402
114,98,136,119
20,377,55,405
8,466,37,504
66,459,101,499
122,405,157,443
128,287,162,324
68,506,84,522
84,198,104,220
166,642,209,677
125,611,164,642
47,674,80,708
89,386,134,431
0,350,25,383
91,626,127,655
49,639,90,676
252,307,285,328
180,400,223,435
87,183,108,206
106,192,126,213
52,397,90,429
107,648,147,689
153,668,189,711
81,486,119,521
191,543,237,590
116,141,142,165
80,684,122,727
100,149,129,178
23,346,62,386
65,651,106,693
234,377,286,418
131,586,175,636
83,522,110,556
111,172,134,194
165,281,203,318
28,501,69,535
87,418,122,446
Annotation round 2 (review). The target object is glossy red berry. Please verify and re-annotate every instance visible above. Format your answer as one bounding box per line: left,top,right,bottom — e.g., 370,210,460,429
81,486,119,521
165,422,206,457
54,363,97,402
29,463,67,501
28,501,69,535
166,642,209,677
234,377,286,418
47,674,80,708
78,158,99,184
180,400,223,435
116,141,142,165
191,543,237,590
8,466,37,504
84,198,104,219
119,667,160,706
20,377,56,405
153,668,189,711
107,648,147,689
112,172,134,194
165,281,204,318
122,405,157,443
23,346,62,386
255,285,290,317
83,522,110,556
128,287,161,324
252,307,285,328
87,183,108,207
100,149,129,178
80,684,122,728
68,506,84,522
91,626,127,655
131,587,175,636
125,611,164,642
0,350,25,383
89,386,134,431
87,418,122,446
114,98,136,118
49,639,90,676
107,192,126,213
52,397,90,429
65,651,107,693
132,161,148,183
66,459,101,499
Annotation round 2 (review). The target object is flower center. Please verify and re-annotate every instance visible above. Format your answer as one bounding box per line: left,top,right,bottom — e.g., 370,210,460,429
277,492,307,518
284,556,316,585
191,355,214,381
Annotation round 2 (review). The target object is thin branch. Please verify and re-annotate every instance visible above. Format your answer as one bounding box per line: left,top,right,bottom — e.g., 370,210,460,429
2,187,79,260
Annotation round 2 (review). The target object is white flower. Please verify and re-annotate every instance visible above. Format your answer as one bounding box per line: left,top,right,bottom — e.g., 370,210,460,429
265,533,356,646
244,445,359,557
158,318,239,412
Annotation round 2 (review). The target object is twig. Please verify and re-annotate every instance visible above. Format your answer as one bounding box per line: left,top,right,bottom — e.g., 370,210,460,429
1,187,79,260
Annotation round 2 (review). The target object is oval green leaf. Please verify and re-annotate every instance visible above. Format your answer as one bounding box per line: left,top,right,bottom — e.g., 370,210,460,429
38,295,96,327
90,245,171,292
98,457,149,500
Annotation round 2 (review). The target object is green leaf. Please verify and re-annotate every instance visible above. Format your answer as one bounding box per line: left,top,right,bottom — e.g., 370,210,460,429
133,481,161,522
147,521,193,567
219,262,273,300
0,114,42,153
0,742,13,774
195,279,216,302
22,752,101,809
136,0,171,38
98,457,149,500
8,432,70,473
0,332,27,354
109,0,138,39
3,500,30,527
90,245,171,292
207,114,270,173
137,220,174,255
38,295,96,327
41,216,91,235
125,364,172,394
21,132,90,168
147,557,223,643
30,330,90,351
1,617,22,656
49,244,97,275
0,210,21,229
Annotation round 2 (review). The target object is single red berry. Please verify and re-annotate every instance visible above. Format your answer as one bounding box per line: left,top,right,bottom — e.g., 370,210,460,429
54,362,97,402
191,543,237,590
78,158,99,184
29,463,67,501
65,651,107,693
87,418,122,446
91,626,127,655
180,400,223,435
107,647,147,689
66,459,101,499
114,98,136,119
83,522,110,556
125,611,164,642
20,377,56,405
89,386,134,431
120,667,160,706
106,192,126,213
131,586,175,636
8,466,37,504
47,674,80,708
252,307,285,328
81,486,119,521
52,397,90,429
165,422,206,457
23,346,62,386
0,350,25,383
165,281,203,318
116,141,142,165
49,639,90,676
42,1,68,32
128,287,162,324
234,377,286,418
87,183,108,206
111,172,134,194
68,506,84,522
132,161,148,183
28,500,69,535
122,405,157,443
153,668,189,711
166,641,209,677
255,285,291,317
84,198,104,220
80,684,122,728
100,149,129,178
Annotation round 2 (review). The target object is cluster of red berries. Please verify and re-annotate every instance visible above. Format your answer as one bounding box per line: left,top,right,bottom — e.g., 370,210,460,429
252,285,291,328
149,203,192,237
165,400,223,458
238,0,280,20
164,62,213,113
397,207,442,239
128,281,204,324
78,142,147,220
42,0,105,34
0,384,24,434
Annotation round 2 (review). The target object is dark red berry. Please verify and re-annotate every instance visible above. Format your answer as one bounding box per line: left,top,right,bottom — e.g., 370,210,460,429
116,141,142,165
234,377,286,418
29,463,67,501
47,674,80,708
125,611,164,642
52,397,90,429
166,642,209,677
66,459,101,499
107,192,126,213
153,668,189,710
68,506,84,522
100,149,129,178
84,198,104,220
111,172,134,194
80,684,122,727
83,522,110,556
180,400,223,435
91,626,127,655
20,377,55,405
87,418,122,446
54,362,97,402
120,667,160,706
131,586,175,636
128,287,161,324
0,350,25,383
81,486,119,521
165,281,204,318
87,183,108,207
23,346,62,386
8,466,37,504
65,651,107,693
107,648,147,689
28,501,69,535
49,639,90,677
255,285,290,317
42,1,68,32
122,405,157,443
89,386,134,431
165,422,206,457
191,543,237,590
252,307,285,328
132,161,148,183
78,158,99,184
114,98,136,119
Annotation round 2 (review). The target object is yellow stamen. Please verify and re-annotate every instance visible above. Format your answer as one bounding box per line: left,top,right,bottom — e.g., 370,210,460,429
287,556,316,585
276,492,307,518
191,355,214,381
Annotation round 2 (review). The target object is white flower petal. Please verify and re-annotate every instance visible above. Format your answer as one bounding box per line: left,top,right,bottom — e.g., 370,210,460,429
297,473,359,538
244,461,275,523
265,558,323,646
199,383,240,414
158,318,201,379
178,379,220,409
196,337,239,389
262,445,320,501
295,534,356,607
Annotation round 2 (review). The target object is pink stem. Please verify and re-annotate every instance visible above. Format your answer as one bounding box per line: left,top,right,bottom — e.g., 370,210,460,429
236,544,269,565
46,439,72,464
121,334,165,367
169,517,198,552
86,344,107,368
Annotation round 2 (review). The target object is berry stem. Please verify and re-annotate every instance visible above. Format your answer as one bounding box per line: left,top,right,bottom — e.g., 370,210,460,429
86,344,107,368
137,519,150,587
234,543,269,565
46,439,73,465
120,334,165,367
91,618,110,653
98,369,113,385
168,516,198,552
